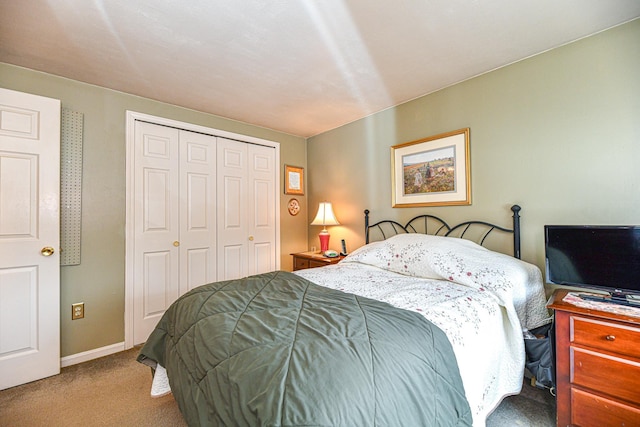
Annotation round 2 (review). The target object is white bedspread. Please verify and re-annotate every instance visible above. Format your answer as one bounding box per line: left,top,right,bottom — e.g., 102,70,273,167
295,234,550,427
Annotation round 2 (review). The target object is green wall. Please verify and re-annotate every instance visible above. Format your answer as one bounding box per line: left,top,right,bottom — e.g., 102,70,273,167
0,63,308,356
307,19,640,291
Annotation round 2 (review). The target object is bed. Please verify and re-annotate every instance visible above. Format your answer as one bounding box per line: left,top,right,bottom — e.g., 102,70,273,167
138,205,550,427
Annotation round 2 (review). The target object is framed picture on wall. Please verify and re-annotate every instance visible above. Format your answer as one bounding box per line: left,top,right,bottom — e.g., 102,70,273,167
391,128,471,207
285,165,304,195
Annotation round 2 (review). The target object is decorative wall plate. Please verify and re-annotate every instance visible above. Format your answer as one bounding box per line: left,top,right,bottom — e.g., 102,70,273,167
287,198,300,216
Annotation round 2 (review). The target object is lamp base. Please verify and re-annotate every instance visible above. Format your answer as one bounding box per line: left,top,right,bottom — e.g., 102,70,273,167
318,230,330,252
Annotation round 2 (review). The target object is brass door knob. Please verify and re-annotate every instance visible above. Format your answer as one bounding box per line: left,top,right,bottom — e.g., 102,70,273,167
248,236,254,241
173,241,180,247
41,246,55,256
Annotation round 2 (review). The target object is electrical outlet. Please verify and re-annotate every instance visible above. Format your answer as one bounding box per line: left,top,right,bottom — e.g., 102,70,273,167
72,302,84,320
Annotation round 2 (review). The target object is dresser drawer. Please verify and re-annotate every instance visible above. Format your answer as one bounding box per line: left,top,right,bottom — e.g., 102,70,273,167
549,291,640,427
294,258,310,270
572,316,640,359
572,387,640,427
309,259,330,268
572,347,640,403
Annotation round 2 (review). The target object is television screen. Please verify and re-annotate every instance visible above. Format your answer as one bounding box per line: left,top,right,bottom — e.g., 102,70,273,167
544,225,640,296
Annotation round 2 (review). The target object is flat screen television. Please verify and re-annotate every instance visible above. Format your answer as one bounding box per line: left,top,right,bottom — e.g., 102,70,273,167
544,225,640,304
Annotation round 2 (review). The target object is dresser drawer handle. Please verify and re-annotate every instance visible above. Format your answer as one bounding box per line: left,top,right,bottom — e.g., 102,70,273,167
605,335,616,341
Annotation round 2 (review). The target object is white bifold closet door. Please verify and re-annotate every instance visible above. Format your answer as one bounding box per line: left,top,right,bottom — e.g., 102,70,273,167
132,122,276,345
133,122,217,344
216,138,277,280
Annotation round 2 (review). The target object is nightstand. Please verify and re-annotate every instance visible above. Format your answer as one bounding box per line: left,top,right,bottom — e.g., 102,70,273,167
291,251,344,271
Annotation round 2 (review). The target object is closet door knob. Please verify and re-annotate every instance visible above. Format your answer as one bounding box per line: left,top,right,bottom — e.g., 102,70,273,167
248,236,254,241
173,241,180,247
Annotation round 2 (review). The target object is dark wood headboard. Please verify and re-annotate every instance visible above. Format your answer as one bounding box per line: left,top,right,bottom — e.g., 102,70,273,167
364,205,522,259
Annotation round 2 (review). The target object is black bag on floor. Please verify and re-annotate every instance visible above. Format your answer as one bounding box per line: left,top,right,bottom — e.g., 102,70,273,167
524,321,555,391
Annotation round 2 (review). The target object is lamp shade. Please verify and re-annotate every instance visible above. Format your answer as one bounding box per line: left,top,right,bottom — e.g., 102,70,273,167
310,202,340,228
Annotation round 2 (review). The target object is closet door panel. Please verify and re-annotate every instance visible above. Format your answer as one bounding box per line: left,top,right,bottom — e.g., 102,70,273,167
252,242,274,276
144,169,171,230
221,245,243,280
247,144,276,275
179,131,216,294
186,248,209,290
222,176,243,229
134,122,179,344
143,251,172,315
217,138,248,280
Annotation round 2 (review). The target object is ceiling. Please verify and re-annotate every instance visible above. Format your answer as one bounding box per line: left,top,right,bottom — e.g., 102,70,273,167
1,1,639,137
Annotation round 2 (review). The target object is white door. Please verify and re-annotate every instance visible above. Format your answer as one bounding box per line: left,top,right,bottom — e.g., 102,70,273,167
247,143,276,275
217,138,276,280
217,138,248,280
178,130,217,295
132,123,218,344
0,88,60,390
132,121,180,344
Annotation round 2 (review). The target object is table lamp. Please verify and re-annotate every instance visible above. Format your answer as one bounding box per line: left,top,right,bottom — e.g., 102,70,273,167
310,202,339,252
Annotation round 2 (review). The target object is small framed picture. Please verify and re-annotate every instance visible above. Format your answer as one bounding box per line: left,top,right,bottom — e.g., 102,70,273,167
285,165,304,195
391,128,471,207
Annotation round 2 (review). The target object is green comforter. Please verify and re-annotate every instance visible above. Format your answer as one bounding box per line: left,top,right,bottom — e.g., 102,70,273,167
138,271,472,426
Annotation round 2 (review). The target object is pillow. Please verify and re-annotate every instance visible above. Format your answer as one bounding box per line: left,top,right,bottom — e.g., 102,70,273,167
344,234,460,279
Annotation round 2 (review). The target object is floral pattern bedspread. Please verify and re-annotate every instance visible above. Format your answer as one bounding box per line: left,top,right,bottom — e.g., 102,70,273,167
295,234,550,427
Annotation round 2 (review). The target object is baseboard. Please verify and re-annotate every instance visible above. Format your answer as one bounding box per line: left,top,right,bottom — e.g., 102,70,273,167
60,342,126,368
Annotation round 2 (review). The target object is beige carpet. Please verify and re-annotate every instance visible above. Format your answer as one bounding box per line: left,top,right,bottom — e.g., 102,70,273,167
0,346,186,427
1,346,555,426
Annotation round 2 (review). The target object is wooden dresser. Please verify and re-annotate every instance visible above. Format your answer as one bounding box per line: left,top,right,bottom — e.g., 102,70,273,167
548,290,640,426
291,251,344,271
